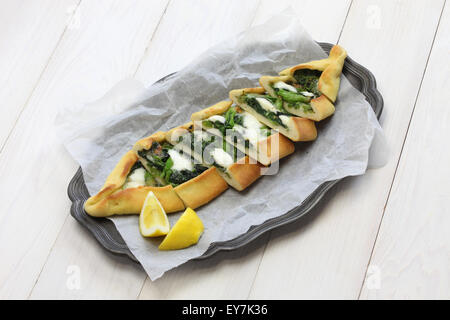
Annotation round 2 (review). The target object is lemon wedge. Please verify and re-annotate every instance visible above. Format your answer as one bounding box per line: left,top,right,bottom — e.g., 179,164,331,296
159,208,204,250
139,191,170,237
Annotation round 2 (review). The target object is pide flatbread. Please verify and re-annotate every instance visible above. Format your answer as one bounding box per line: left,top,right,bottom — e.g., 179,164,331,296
278,45,347,103
133,131,228,209
84,150,185,217
191,101,294,166
85,45,349,219
229,87,317,142
84,130,228,217
259,75,335,121
258,45,346,121
166,121,264,191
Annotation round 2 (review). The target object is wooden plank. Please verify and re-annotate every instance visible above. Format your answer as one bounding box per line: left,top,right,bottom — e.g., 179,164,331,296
0,0,78,149
0,0,169,299
251,0,351,41
30,217,146,299
248,0,445,299
138,0,351,299
360,2,449,299
135,0,261,86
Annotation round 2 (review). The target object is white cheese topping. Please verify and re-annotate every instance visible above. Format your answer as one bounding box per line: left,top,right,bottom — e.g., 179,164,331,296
255,97,279,114
242,112,263,131
279,115,291,127
274,81,297,93
243,112,267,143
229,112,268,147
124,167,146,189
300,91,315,97
168,149,193,171
208,115,226,123
211,148,234,168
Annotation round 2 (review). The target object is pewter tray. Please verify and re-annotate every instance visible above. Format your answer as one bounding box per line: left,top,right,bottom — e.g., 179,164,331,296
68,43,383,263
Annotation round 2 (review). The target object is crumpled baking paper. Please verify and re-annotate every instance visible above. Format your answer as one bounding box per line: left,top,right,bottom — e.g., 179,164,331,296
59,11,386,280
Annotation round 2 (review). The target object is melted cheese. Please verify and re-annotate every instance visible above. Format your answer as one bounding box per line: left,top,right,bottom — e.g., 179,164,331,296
124,167,146,189
255,97,279,114
211,148,233,168
231,112,267,146
208,115,226,123
300,91,315,97
243,112,263,131
168,149,193,171
274,81,297,93
243,112,267,144
279,115,290,127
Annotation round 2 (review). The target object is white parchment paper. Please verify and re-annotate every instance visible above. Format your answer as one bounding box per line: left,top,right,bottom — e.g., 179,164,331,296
60,11,385,280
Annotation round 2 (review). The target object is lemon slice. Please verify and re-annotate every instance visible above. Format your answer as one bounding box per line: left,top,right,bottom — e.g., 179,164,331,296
159,208,204,250
139,191,170,237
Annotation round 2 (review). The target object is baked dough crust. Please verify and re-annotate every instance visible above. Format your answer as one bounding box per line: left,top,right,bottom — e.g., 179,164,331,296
174,166,228,208
166,121,263,191
259,75,335,121
225,156,264,191
191,100,233,121
279,45,347,103
84,150,185,217
191,101,294,165
135,130,228,209
229,87,317,142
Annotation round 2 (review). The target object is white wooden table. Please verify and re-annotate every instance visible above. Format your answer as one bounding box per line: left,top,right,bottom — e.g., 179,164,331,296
0,0,448,300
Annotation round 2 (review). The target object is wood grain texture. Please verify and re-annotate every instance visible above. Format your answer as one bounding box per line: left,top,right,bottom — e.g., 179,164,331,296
0,0,169,299
360,2,449,299
252,0,351,41
138,0,352,299
135,0,261,86
249,0,445,299
30,218,146,299
0,0,78,149
136,0,262,299
0,0,447,299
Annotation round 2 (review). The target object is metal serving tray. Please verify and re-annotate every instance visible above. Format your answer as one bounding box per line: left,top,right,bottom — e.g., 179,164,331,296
68,42,383,263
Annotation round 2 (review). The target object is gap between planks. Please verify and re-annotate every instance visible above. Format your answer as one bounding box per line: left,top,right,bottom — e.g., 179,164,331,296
134,2,174,298
245,0,354,299
357,0,448,299
25,0,171,299
134,0,264,299
0,0,82,155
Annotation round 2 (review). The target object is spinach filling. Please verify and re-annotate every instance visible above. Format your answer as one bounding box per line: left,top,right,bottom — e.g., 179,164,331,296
178,129,246,175
202,106,271,149
123,162,155,188
240,94,290,128
138,141,207,187
202,107,242,136
166,163,208,186
272,71,321,114
138,141,172,171
293,69,322,97
137,141,172,186
273,87,314,113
